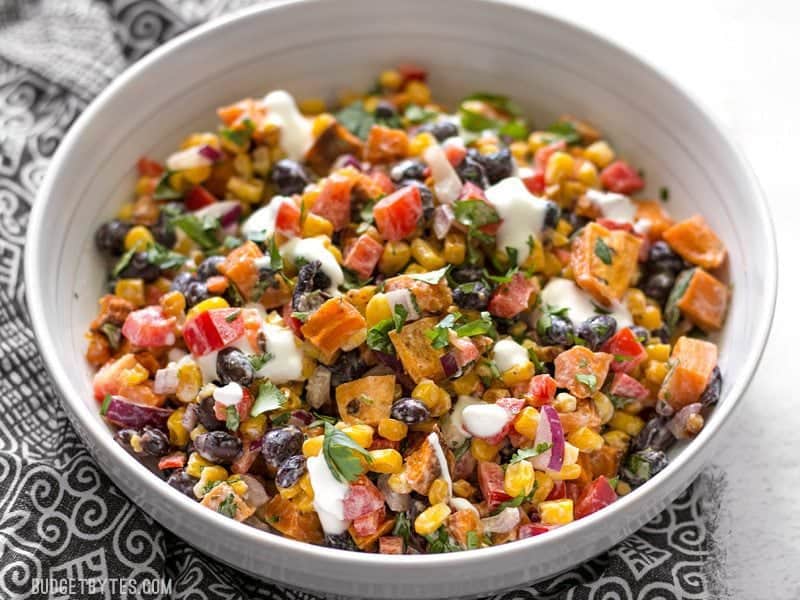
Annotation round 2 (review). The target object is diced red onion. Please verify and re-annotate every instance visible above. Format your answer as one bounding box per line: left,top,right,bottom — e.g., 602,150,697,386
424,145,462,204
306,365,331,409
332,154,362,171
385,288,420,321
181,404,198,432
103,396,172,430
166,146,214,171
198,144,223,162
289,410,314,428
532,405,565,472
193,200,241,227
480,507,520,534
378,474,410,512
153,365,179,395
440,352,461,379
667,403,702,439
373,351,416,392
240,473,270,508
249,438,263,452
432,204,455,240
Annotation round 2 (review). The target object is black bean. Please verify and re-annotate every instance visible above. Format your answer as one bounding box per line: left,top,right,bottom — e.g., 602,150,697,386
647,241,685,274
565,212,589,232
642,271,675,305
391,397,430,424
216,347,255,387
575,315,617,350
194,430,242,463
271,159,310,196
150,214,176,248
196,396,226,431
167,470,198,498
325,532,359,551
452,281,491,311
114,428,137,451
631,417,676,453
275,454,307,489
374,100,397,119
630,325,651,345
477,147,513,184
537,313,574,346
700,367,722,407
197,255,225,280
293,260,332,311
391,159,426,182
118,251,160,282
170,271,195,295
184,280,210,308
95,220,132,256
329,350,367,388
140,426,170,456
450,265,484,284
424,120,459,142
456,151,488,188
543,201,561,230
622,448,669,487
261,426,304,471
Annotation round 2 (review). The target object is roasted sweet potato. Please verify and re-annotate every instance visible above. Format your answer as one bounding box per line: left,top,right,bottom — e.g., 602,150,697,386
200,482,255,522
364,125,409,164
301,298,367,364
389,317,446,383
675,268,729,331
634,200,674,241
570,222,642,305
336,375,396,426
90,294,134,330
383,275,453,314
554,346,613,399
405,436,442,495
306,121,364,175
448,508,482,548
349,515,396,551
587,445,622,479
658,336,718,410
263,495,324,544
662,215,726,269
559,399,601,433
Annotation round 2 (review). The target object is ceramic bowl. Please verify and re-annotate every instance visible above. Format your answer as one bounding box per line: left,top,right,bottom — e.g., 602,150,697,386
25,0,777,597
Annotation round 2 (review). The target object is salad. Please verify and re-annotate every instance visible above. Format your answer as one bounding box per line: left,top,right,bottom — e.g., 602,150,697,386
86,65,729,553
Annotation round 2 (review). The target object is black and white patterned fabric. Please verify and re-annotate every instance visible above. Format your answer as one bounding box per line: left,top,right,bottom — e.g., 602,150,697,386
0,1,724,598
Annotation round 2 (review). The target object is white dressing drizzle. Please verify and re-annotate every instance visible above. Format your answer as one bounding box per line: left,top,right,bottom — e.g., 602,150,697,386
241,195,293,240
540,277,633,328
485,177,549,263
586,189,637,223
306,454,350,534
255,323,303,383
262,90,313,161
492,338,529,373
281,236,343,296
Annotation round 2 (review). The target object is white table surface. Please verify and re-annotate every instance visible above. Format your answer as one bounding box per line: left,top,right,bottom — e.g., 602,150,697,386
534,2,798,597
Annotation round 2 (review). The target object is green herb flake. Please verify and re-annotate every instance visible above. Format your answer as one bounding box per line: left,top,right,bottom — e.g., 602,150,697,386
594,238,614,265
172,213,220,250
455,311,496,338
100,323,122,350
453,199,500,229
335,101,375,140
408,265,450,285
225,309,242,323
404,104,438,124
153,171,183,200
226,405,240,431
267,236,283,271
575,372,598,392
146,242,186,271
659,186,670,202
392,303,408,333
251,381,286,416
393,512,412,544
509,442,553,464
220,126,251,149
425,526,461,553
425,312,461,349
100,393,112,416
495,487,535,512
545,121,581,145
322,422,372,483
248,352,274,370
217,493,238,518
111,247,137,278
366,319,396,354
466,530,480,550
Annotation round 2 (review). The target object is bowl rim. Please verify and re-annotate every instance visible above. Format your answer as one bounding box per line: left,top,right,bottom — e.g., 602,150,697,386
24,0,778,572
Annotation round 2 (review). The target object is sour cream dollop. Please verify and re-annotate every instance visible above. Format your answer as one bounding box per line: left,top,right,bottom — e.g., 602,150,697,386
540,277,632,328
493,338,529,373
281,236,343,296
586,189,637,223
485,177,550,263
255,323,303,383
263,90,312,162
307,453,350,534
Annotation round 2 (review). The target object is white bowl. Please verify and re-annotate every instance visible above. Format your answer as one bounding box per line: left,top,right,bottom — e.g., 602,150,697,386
25,0,777,597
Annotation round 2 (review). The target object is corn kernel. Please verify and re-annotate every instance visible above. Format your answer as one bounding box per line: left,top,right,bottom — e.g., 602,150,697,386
551,230,570,248
543,251,563,277
193,465,229,498
405,80,431,106
646,343,671,363
168,171,187,192
609,411,645,436
639,305,663,330
379,240,411,275
189,424,207,442
513,407,540,439
159,290,186,318
539,499,574,525
181,133,219,150
227,176,264,203
428,478,450,505
118,200,137,220
166,406,189,447
411,238,445,271
365,292,392,327
509,140,529,163
114,278,145,307
645,360,669,385
123,225,154,252
409,132,436,157
378,418,408,442
451,370,480,396
303,435,324,457
369,448,403,474
625,288,647,318
443,232,466,266
185,296,229,322
553,392,577,413
592,392,614,425
414,503,451,536
311,113,335,137
227,475,248,497
521,237,546,273
453,479,476,498
545,151,575,185
379,69,403,90
342,424,374,449
298,97,326,115
567,426,604,453
183,165,211,184
470,438,500,462
240,414,267,441
555,218,573,237
616,481,632,496
404,262,427,274
412,379,451,417
185,451,214,478
603,430,631,452
500,361,534,386
584,140,615,168
176,362,202,403
301,213,334,238
504,460,534,497
575,160,600,188
388,471,412,494
532,471,554,505
120,362,149,386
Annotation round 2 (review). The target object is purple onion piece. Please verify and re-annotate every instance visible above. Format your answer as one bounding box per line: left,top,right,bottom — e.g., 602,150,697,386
198,144,223,162
289,410,314,428
249,438,263,452
373,351,415,392
440,352,462,379
531,405,565,472
103,396,172,430
667,403,702,439
432,204,455,240
332,154,362,171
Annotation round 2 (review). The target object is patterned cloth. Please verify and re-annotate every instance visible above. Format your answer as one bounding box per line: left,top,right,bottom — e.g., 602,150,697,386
0,1,723,598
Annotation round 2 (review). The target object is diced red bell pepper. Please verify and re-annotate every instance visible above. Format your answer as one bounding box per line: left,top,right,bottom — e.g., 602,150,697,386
281,303,304,339
450,336,480,368
601,328,648,373
312,172,356,231
343,477,385,520
488,272,536,318
137,156,164,178
534,140,566,171
609,372,650,400
158,451,187,471
477,461,511,510
518,523,555,538
600,160,644,195
275,200,301,237
182,308,245,356
522,169,546,196
546,480,567,501
213,387,254,422
93,353,139,400
368,170,395,195
527,374,557,407
458,181,487,203
574,476,617,519
444,143,467,166
373,185,423,241
352,506,386,536
398,63,427,83
184,185,217,211
343,234,383,279
596,218,634,232
121,306,177,348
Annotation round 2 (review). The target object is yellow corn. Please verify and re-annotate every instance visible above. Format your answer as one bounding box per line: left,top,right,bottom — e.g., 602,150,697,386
114,279,145,307
227,475,249,497
342,424,374,449
545,151,575,185
514,407,540,439
603,430,631,453
483,387,510,405
470,438,500,462
414,503,451,536
120,363,149,386
551,230,570,248
181,133,219,150
532,471,554,505
176,362,202,403
411,238,445,271
616,481,632,496
378,418,408,442
405,80,431,105
584,140,615,168
609,411,645,436
443,232,467,265
404,262,427,274
645,360,669,385
451,370,480,396
159,290,186,318
639,305,663,330
118,201,136,220
303,435,324,457
185,296,229,322
409,132,436,157
646,343,671,363
299,97,326,115
168,172,187,192
553,392,577,413
625,288,647,318
193,465,228,498
189,424,207,442
369,449,403,474
592,392,614,425
322,238,344,264
543,251,563,277
365,292,392,327
185,451,214,478
539,499,574,525
501,361,534,386
227,176,264,203
509,140,529,163
232,154,253,179
301,213,334,238
548,463,582,481
576,160,600,188
379,240,411,274
184,165,212,184
124,225,154,252
568,426,604,453
310,113,334,138
412,379,451,417
240,414,267,441
167,406,189,447
504,460,534,498
453,479,476,498
379,69,403,90
388,471,412,494
521,236,546,273
428,478,450,505
555,218,573,237
250,146,271,177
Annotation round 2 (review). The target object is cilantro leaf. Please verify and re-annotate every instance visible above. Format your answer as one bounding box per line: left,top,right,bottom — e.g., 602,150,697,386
267,236,283,271
408,265,450,285
425,312,461,349
495,488,535,512
226,405,240,431
393,512,412,544
322,422,372,483
146,242,186,271
248,352,274,371
335,101,375,140
392,303,408,332
575,372,598,391
404,104,438,124
100,393,112,416
111,247,136,278
251,381,286,416
463,92,523,118
153,171,182,200
455,311,496,338
217,493,238,518
425,526,461,553
466,530,480,550
172,213,220,250
100,323,121,350
453,199,500,229
509,442,553,464
594,238,614,265
545,121,581,145
366,319,396,354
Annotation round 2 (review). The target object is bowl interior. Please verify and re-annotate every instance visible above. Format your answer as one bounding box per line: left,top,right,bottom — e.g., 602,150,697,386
27,0,775,597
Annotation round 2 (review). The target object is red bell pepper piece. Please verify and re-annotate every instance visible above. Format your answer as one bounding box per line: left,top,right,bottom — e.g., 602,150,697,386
373,185,423,241
352,507,386,536
601,327,648,373
518,522,555,538
488,272,536,318
534,140,566,171
609,372,650,400
522,169,546,196
343,477,385,520
478,461,512,510
158,451,187,471
121,306,177,348
343,234,383,280
312,172,356,231
137,156,164,178
275,200,301,237
184,185,217,211
600,160,644,195
527,374,557,407
182,308,245,356
574,476,617,519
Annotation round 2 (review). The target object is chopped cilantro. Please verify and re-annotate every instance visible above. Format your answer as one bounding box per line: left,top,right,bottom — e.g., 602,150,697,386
366,319,396,354
267,236,283,271
172,213,220,250
425,312,461,349
495,487,535,512
335,101,375,140
545,121,581,145
100,323,121,350
453,199,500,229
594,238,614,265
225,310,241,322
392,303,408,332
408,265,450,285
466,530,480,550
322,422,372,483
575,372,598,391
111,247,136,278
404,104,438,124
248,352,274,370
455,311,496,338
153,171,183,200
250,381,286,416
393,512,412,544
146,242,185,271
509,442,552,464
425,526,461,553
100,394,112,416
225,405,240,431
217,493,238,518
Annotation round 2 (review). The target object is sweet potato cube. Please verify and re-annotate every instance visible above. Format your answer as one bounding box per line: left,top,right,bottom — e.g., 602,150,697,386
570,222,642,305
634,200,674,241
379,535,405,554
306,121,364,175
658,336,718,410
219,240,261,300
405,436,442,495
447,508,482,549
554,346,613,399
301,298,367,364
263,495,325,544
663,215,726,269
349,516,396,551
587,445,623,479
389,317,446,383
676,268,729,331
200,482,254,522
336,375,396,426
364,125,409,164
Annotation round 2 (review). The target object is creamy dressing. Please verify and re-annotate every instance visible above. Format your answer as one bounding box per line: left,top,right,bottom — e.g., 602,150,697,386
241,195,293,239
424,144,462,204
586,189,637,223
441,395,482,446
461,403,509,439
484,177,549,263
306,454,350,534
213,382,243,406
262,90,313,162
165,146,212,171
281,236,343,296
633,218,652,236
540,278,633,328
426,432,453,500
255,323,303,383
492,338,529,372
